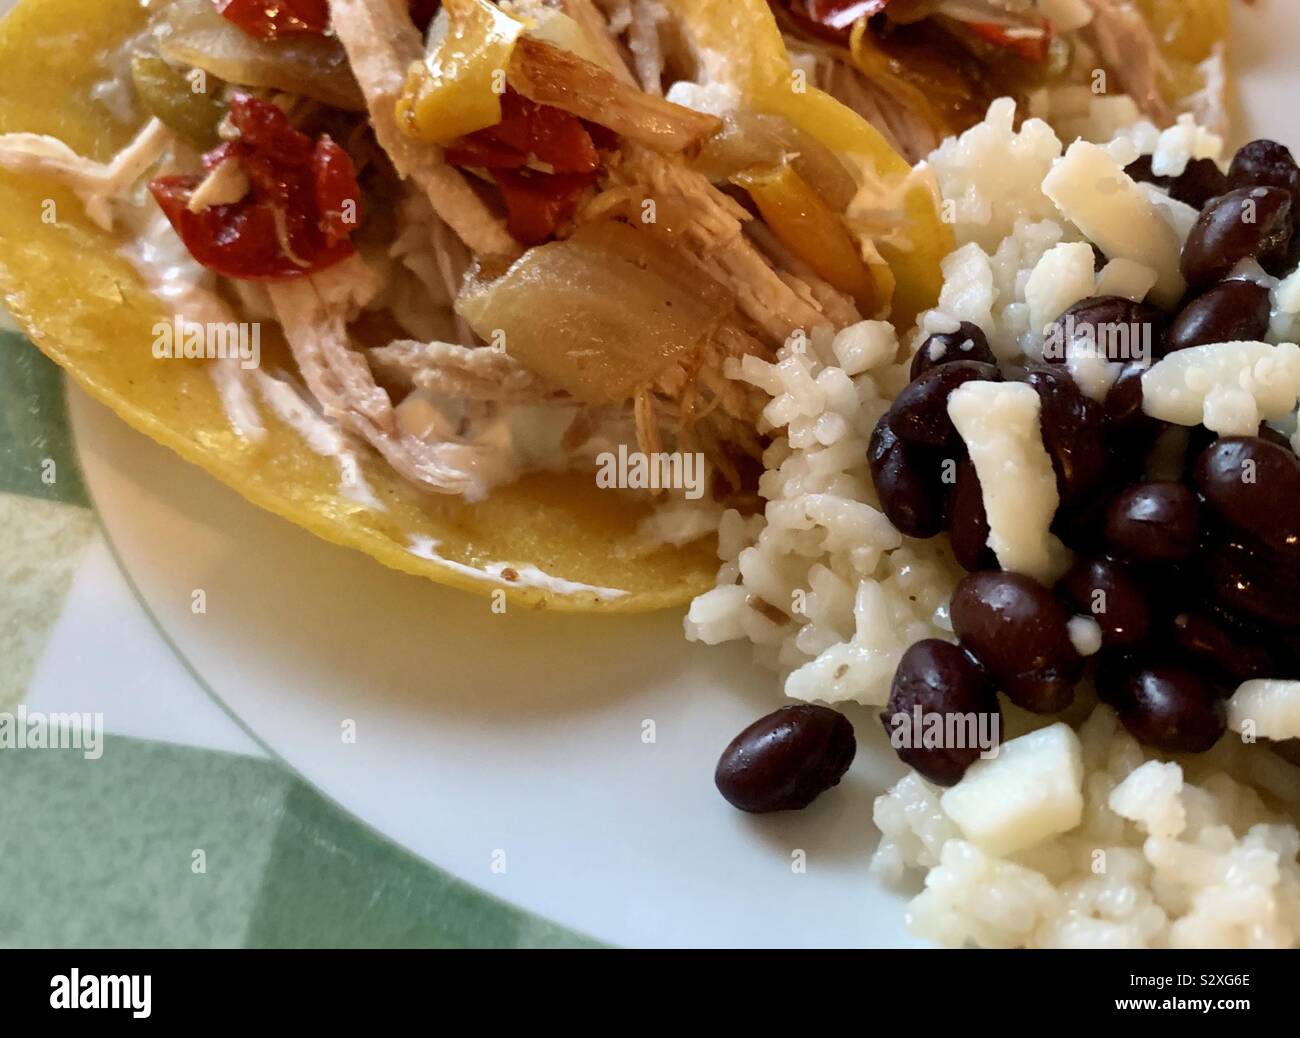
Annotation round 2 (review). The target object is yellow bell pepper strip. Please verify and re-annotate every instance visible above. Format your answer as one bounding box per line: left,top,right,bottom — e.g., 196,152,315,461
666,0,953,329
734,163,882,316
396,0,524,145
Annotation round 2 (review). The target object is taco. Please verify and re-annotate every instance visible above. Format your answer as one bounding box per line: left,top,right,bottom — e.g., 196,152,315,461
0,0,1211,611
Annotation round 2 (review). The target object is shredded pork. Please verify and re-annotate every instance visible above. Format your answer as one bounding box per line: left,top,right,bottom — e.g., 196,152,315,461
509,36,721,153
327,0,520,257
561,0,642,86
1082,0,1171,125
267,258,512,499
369,338,556,403
0,118,171,231
626,0,668,96
585,145,842,344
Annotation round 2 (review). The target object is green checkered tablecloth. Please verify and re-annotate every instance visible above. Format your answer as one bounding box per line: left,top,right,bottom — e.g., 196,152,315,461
0,329,593,948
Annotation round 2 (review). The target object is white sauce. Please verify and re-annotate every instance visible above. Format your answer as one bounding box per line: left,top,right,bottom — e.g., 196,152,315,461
406,536,629,600
254,373,384,511
122,210,267,443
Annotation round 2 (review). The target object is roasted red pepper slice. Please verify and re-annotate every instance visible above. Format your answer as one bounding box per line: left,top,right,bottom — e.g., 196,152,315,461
313,138,362,246
444,89,603,243
213,0,331,38
150,94,362,280
450,91,599,175
215,0,442,38
493,169,597,246
444,134,530,171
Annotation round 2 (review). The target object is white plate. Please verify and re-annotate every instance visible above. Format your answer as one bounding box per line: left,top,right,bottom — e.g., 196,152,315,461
71,1,1300,947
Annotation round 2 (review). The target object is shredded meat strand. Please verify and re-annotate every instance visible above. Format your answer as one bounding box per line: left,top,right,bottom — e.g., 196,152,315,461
1082,0,1171,125
0,118,171,230
369,338,558,403
561,0,641,86
267,258,509,499
328,0,520,257
586,145,830,344
627,0,666,96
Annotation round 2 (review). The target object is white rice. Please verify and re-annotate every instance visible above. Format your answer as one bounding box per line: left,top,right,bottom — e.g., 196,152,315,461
685,96,1300,948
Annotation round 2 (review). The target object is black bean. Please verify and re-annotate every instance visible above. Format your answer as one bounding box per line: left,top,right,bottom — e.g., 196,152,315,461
1203,538,1300,631
1104,362,1166,474
1057,557,1151,648
1194,436,1300,556
1164,279,1272,353
868,417,948,539
1104,362,1149,431
888,360,1001,447
880,640,1000,786
1228,139,1300,215
1104,481,1201,561
1171,609,1282,685
1170,158,1232,210
1043,296,1164,365
1096,658,1226,753
910,322,996,380
1126,155,1230,210
1020,366,1108,513
715,704,856,813
1181,186,1292,288
951,571,1083,713
1180,423,1220,484
947,458,997,571
1051,482,1116,554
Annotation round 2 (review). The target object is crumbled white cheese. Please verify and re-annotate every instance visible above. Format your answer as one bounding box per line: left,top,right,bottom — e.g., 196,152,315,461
1227,680,1300,741
940,724,1085,857
1096,257,1158,302
947,381,1072,584
1025,242,1096,333
1043,140,1186,308
1067,615,1103,657
1276,268,1300,314
1141,340,1300,435
1108,760,1186,839
1150,114,1224,177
